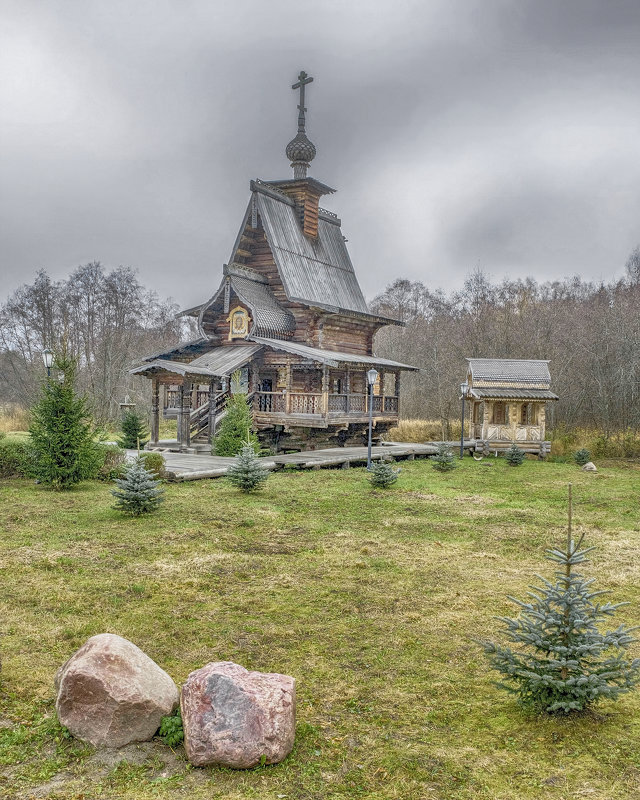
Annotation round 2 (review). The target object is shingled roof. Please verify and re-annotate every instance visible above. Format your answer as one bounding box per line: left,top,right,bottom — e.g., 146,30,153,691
466,358,551,385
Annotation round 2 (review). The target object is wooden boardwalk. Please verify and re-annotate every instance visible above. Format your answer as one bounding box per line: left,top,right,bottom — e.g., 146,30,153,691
154,442,457,481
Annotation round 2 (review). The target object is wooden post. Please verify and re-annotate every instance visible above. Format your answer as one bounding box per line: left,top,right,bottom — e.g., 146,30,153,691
180,377,191,448
322,363,329,418
380,370,386,413
509,402,518,441
177,382,184,445
539,404,546,440
150,377,160,445
208,378,217,446
285,361,292,414
482,401,490,440
395,371,401,415
345,367,351,412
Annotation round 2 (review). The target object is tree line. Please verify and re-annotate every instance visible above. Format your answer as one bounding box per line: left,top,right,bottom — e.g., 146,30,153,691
371,248,640,434
0,263,192,421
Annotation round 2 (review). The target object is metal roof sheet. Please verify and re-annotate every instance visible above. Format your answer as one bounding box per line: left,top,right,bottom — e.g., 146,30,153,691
469,388,559,400
250,336,419,370
254,188,370,315
466,358,551,384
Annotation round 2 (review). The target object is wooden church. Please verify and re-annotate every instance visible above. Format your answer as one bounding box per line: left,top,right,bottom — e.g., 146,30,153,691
132,72,417,452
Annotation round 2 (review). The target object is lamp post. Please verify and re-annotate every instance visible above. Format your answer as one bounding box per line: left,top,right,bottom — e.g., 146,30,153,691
366,368,379,469
42,348,53,378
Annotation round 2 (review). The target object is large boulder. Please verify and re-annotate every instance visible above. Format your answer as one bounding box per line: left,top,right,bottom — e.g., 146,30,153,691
582,461,597,472
55,633,179,748
181,661,296,768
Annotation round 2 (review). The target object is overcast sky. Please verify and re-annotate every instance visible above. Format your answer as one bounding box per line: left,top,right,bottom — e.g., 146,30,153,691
2,0,640,309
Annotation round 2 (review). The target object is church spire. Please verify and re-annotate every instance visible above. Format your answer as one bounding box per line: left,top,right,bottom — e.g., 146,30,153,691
285,70,317,179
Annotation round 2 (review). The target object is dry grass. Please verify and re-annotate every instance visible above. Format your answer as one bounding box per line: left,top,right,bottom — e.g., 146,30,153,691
1,459,640,799
388,418,463,442
0,405,30,434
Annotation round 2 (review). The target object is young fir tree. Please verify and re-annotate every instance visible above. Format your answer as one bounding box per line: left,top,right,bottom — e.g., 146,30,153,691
573,448,591,467
29,353,101,490
119,410,149,450
112,457,165,516
368,459,400,489
480,486,640,713
226,444,269,492
214,393,259,456
505,442,525,466
430,442,457,472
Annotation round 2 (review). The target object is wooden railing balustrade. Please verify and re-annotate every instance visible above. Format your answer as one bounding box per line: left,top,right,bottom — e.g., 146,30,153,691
253,391,399,417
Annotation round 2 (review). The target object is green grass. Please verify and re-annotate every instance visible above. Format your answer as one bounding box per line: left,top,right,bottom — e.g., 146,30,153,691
1,458,640,799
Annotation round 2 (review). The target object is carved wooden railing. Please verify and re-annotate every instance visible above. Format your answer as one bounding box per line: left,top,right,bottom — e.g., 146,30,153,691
253,391,399,417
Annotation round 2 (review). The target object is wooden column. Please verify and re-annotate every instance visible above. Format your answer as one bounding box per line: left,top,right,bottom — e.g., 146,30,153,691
285,362,292,414
250,362,259,395
482,401,490,440
539,404,546,440
150,377,160,444
208,378,217,446
395,371,401,415
345,367,351,412
322,363,329,417
180,377,191,448
509,402,518,441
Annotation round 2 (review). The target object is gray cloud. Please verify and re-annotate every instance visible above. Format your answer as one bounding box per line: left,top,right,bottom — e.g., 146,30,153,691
1,0,640,308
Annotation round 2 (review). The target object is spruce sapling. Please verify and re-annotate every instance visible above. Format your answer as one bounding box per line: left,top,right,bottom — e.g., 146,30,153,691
214,389,259,456
573,448,591,467
368,459,400,489
119,410,149,450
430,442,457,472
505,442,525,466
112,457,165,516
29,353,101,489
479,484,640,713
226,444,269,492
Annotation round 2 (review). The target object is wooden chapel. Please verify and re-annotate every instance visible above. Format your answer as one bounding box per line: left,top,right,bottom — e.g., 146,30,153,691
131,71,418,452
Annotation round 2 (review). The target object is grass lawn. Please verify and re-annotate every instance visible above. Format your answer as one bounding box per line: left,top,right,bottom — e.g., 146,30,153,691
1,457,640,799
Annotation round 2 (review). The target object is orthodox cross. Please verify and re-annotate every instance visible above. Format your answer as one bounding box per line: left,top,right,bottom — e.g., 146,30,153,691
292,70,313,133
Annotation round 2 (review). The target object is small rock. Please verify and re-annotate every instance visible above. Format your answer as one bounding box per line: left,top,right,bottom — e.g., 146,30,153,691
582,461,597,472
55,633,178,748
181,661,295,768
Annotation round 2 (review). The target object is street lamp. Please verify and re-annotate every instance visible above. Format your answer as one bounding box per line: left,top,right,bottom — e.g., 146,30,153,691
366,368,379,469
42,348,53,378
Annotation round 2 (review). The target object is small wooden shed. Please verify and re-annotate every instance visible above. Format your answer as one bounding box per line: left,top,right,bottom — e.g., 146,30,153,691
463,358,558,457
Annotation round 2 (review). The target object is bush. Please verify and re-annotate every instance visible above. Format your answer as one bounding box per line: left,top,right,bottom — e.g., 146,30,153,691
139,451,165,478
96,444,127,481
119,410,149,450
430,442,457,472
573,448,591,467
368,459,400,489
504,442,525,466
0,439,33,478
29,354,102,490
214,392,259,456
479,530,640,713
226,444,269,492
112,457,165,516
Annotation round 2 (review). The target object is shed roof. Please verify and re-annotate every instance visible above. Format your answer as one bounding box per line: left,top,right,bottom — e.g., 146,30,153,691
466,358,551,384
130,344,262,379
250,336,419,371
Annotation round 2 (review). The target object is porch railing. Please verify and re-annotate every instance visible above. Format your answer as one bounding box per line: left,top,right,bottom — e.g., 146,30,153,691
253,391,399,417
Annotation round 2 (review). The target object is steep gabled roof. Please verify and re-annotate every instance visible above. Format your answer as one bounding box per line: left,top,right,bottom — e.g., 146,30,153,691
198,264,296,339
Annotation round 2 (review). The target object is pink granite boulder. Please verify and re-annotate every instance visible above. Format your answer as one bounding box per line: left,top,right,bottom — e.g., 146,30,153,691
181,661,296,768
55,633,179,748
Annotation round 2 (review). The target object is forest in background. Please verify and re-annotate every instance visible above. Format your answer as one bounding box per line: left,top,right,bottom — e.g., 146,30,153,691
1,251,639,433
371,246,640,435
0,263,193,421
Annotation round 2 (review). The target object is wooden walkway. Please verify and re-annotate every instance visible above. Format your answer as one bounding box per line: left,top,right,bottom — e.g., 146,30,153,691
154,442,456,481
